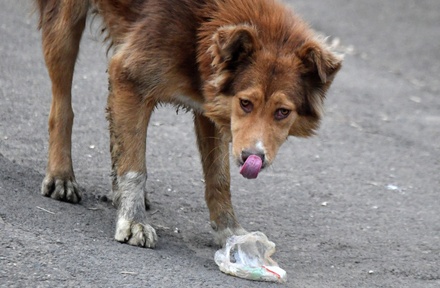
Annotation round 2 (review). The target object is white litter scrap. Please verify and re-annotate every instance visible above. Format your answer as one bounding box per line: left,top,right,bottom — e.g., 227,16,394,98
214,231,287,283
386,184,400,191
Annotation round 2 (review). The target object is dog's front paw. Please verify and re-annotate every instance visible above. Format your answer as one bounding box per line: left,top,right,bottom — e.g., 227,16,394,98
213,225,248,247
41,175,81,203
115,217,158,248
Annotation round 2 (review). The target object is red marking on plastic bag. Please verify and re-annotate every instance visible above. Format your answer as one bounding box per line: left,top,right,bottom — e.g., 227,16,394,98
262,265,281,279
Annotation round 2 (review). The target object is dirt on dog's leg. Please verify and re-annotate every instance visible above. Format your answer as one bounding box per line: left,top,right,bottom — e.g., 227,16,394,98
194,113,247,246
106,55,157,248
39,0,89,203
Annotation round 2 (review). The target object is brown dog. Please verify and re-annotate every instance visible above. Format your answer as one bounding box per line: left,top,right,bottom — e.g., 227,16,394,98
36,0,342,248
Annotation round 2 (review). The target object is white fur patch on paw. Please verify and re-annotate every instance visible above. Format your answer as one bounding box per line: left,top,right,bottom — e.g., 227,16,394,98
115,217,157,248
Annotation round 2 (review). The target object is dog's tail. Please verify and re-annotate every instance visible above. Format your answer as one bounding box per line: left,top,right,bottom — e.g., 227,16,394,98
35,0,90,30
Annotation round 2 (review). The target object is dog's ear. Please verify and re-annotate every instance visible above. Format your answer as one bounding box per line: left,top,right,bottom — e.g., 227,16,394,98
210,25,261,71
296,40,342,84
289,41,342,137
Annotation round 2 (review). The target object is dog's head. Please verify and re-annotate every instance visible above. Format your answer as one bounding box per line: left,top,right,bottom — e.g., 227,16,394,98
202,24,342,173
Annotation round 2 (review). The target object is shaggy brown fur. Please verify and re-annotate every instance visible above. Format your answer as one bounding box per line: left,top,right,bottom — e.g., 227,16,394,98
36,0,342,247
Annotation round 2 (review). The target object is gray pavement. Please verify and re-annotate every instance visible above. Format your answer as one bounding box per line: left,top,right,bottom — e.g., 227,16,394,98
1,0,439,287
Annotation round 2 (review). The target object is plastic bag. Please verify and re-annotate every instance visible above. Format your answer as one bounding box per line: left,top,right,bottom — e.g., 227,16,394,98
214,231,287,283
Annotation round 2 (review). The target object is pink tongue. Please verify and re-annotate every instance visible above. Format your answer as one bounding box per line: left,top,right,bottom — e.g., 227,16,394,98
240,155,263,179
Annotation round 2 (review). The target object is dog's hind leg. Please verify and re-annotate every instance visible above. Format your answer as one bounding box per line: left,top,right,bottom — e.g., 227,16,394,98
106,53,157,248
38,0,89,203
194,113,248,247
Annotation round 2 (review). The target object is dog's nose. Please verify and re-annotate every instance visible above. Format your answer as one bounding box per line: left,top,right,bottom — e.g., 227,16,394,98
241,149,265,164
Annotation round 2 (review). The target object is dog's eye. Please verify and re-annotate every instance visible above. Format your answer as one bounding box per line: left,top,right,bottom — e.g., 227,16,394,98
274,108,291,120
240,99,253,113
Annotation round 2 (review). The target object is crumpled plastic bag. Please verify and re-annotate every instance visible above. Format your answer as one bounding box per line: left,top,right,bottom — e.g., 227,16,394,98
214,231,287,283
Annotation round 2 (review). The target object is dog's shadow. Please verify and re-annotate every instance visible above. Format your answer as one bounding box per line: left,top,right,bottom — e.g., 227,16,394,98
0,153,221,269
0,153,114,239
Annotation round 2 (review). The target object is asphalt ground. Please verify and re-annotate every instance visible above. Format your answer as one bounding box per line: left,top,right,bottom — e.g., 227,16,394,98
1,0,439,287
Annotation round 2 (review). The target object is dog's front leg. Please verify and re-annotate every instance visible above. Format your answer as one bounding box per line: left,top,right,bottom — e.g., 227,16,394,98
194,113,247,246
106,57,157,248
